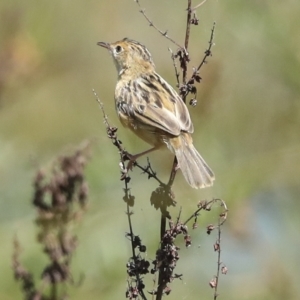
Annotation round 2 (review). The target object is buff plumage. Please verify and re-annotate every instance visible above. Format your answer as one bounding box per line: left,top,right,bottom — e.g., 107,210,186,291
98,38,214,188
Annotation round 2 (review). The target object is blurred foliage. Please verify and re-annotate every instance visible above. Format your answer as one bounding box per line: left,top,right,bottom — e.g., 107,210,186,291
0,0,300,299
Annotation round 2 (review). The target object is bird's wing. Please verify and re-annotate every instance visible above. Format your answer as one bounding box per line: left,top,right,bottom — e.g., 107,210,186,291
116,73,194,136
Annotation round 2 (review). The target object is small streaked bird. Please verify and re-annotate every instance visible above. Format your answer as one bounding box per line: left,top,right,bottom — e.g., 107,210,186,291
98,38,214,189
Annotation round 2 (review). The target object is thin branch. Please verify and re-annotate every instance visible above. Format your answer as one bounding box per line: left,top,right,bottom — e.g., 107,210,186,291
183,0,192,84
180,21,216,102
156,214,167,300
93,89,110,128
192,21,215,76
135,159,165,186
213,200,228,299
174,207,182,229
134,0,183,49
169,48,180,87
192,0,207,11
183,198,227,226
156,184,176,300
213,217,222,300
126,203,148,300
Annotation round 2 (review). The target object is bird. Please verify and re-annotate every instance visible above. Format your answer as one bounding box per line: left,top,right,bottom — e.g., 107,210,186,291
98,38,214,188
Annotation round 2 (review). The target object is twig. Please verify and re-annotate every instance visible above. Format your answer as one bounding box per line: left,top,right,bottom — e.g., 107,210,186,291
156,213,168,300
126,203,148,300
135,159,165,186
213,218,222,300
179,21,216,102
174,207,182,229
190,21,215,79
134,0,183,50
184,198,228,299
192,0,208,11
168,48,180,87
93,89,110,128
184,198,227,226
213,200,228,299
183,0,192,84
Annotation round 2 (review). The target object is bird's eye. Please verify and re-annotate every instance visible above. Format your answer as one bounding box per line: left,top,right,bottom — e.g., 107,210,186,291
115,45,123,53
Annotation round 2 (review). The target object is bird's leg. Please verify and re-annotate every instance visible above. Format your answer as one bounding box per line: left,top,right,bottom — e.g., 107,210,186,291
125,146,159,171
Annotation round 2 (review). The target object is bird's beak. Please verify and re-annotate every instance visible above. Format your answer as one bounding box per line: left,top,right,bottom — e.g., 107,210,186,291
97,41,111,50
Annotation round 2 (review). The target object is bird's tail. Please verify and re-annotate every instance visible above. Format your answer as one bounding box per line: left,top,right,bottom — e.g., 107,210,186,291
170,134,215,189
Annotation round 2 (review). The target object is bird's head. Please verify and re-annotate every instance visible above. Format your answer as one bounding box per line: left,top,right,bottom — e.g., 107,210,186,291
98,38,155,77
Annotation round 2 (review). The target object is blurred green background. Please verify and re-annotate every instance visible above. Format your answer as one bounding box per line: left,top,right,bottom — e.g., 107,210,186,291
1,0,299,299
